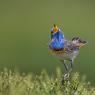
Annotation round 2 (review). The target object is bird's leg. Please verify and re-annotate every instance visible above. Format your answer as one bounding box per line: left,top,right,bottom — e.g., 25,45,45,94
60,60,68,73
69,59,74,72
60,60,70,85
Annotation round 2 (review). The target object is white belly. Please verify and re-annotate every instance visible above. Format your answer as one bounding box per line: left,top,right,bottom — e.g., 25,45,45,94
53,50,79,60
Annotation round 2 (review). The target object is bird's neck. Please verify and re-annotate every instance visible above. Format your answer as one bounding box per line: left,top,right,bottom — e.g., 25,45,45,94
53,31,64,41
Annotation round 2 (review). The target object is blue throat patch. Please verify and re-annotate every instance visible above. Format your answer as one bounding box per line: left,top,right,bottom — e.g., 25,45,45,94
49,30,65,50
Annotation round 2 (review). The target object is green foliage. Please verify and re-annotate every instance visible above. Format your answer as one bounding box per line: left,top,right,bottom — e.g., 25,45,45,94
0,68,94,95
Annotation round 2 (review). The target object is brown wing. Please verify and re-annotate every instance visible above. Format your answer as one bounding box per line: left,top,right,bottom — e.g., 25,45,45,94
64,40,75,53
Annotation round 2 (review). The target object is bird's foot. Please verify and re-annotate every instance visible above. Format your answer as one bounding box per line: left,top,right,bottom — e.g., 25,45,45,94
62,73,70,85
64,73,70,80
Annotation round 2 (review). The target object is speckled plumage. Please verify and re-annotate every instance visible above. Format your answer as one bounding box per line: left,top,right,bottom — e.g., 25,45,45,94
49,25,87,73
50,39,79,61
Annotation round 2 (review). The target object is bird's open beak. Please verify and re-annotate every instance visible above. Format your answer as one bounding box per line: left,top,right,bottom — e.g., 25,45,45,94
53,24,59,32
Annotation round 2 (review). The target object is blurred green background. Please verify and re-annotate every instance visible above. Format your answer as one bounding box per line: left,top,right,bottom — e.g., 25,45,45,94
0,0,95,84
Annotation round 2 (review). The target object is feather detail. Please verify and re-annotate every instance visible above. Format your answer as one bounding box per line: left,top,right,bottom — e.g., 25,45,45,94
49,30,65,50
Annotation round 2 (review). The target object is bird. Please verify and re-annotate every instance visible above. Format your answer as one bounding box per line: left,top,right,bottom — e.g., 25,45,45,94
49,24,87,74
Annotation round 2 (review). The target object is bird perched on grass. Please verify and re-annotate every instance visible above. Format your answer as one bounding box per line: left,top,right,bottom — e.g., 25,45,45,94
49,24,87,74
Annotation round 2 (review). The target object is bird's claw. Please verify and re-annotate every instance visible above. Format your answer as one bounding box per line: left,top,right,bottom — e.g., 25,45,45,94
62,73,70,85
64,73,70,80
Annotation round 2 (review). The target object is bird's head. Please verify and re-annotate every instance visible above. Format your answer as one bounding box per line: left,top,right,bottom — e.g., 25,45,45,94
72,37,87,48
49,25,65,50
51,24,60,39
52,24,59,33
50,24,64,40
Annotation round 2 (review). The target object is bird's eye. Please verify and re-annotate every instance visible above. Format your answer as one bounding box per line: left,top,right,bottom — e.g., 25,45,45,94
51,31,53,34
